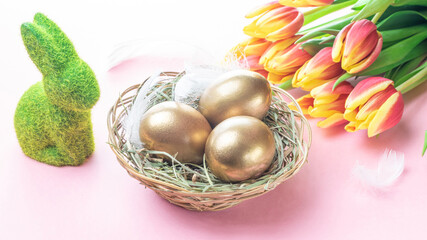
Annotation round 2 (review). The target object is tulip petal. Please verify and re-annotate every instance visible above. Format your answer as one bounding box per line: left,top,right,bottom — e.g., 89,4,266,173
368,92,404,137
289,94,313,115
356,85,396,121
266,11,304,41
342,20,378,68
260,35,300,65
255,69,269,78
345,77,393,111
267,71,293,84
309,95,347,118
247,7,301,40
312,80,353,96
247,55,264,70
317,113,348,128
268,44,312,73
332,22,354,62
345,121,357,132
244,38,271,56
344,108,358,122
347,32,383,74
356,110,377,130
293,47,345,91
246,1,282,18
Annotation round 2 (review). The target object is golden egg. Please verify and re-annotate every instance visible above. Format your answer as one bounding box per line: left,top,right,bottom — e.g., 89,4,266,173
139,101,212,164
205,116,276,182
199,70,272,127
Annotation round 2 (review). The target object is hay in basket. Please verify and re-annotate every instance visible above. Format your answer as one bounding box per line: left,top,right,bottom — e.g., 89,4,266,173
107,71,311,211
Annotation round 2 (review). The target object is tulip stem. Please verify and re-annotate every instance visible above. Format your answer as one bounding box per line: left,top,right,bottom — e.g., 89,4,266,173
371,9,385,24
395,66,427,94
303,0,358,26
279,79,293,90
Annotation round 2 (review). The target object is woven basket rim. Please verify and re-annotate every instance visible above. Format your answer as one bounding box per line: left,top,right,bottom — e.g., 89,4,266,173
107,71,311,200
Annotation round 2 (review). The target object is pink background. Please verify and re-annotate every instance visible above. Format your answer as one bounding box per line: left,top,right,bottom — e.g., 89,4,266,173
1,1,427,239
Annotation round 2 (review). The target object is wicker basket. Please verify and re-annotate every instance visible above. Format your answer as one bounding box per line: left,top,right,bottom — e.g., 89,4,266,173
107,72,311,211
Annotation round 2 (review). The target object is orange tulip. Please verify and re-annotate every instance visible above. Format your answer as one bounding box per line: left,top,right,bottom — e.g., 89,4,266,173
344,77,404,137
243,2,303,42
332,19,383,74
290,80,353,128
261,38,311,84
230,38,271,60
279,0,333,7
293,47,345,91
229,38,271,71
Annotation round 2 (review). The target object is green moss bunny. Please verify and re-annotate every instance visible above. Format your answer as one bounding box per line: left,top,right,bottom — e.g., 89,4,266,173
14,13,100,166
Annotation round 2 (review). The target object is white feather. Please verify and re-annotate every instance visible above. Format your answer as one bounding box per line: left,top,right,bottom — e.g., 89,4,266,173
353,149,405,188
123,72,163,149
173,51,249,106
174,65,229,106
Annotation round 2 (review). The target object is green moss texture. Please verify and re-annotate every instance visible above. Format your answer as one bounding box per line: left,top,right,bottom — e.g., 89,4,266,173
14,13,100,166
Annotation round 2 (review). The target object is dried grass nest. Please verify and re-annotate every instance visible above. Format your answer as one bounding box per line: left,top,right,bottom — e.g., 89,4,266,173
107,71,311,211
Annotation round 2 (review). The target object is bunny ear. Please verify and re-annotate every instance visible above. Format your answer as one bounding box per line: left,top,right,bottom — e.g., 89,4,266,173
21,13,77,76
33,13,76,57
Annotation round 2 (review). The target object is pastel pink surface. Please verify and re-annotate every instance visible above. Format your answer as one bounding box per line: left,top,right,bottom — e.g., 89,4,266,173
2,2,427,240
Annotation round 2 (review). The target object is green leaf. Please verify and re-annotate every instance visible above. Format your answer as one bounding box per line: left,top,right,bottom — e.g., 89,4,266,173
394,62,427,86
334,0,356,4
333,73,353,90
392,55,427,82
299,11,357,35
279,79,293,90
297,15,355,43
352,0,370,10
320,35,336,44
423,131,427,157
377,10,427,31
357,31,427,76
393,0,427,7
381,24,427,42
395,63,427,94
304,0,358,26
353,0,394,21
320,29,340,35
301,39,333,56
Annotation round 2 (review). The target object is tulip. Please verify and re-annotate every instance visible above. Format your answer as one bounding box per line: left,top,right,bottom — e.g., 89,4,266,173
244,55,264,71
344,77,404,137
230,38,271,60
332,19,383,74
261,40,312,83
289,80,353,127
229,38,271,71
289,93,313,115
279,0,333,7
243,2,304,42
293,47,345,91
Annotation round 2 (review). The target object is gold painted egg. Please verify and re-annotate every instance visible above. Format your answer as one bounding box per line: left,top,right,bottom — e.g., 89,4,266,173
139,101,212,164
199,70,272,127
205,116,276,182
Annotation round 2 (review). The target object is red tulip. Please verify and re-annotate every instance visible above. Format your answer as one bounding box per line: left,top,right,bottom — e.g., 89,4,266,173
244,1,303,41
261,38,311,84
332,19,383,74
290,80,353,128
229,38,271,71
293,47,345,91
344,77,404,137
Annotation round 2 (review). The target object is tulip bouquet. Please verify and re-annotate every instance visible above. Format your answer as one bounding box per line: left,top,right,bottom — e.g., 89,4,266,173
231,0,427,140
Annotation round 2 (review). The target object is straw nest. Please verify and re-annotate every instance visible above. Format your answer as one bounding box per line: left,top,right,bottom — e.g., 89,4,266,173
107,72,311,211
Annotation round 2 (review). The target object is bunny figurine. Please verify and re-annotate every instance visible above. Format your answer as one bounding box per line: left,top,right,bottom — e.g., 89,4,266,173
14,13,100,166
